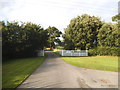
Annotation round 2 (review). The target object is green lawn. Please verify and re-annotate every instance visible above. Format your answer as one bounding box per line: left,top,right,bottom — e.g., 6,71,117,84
2,56,46,89
61,56,118,72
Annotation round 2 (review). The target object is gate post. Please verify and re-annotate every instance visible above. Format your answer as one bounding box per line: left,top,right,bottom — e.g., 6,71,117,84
62,50,63,56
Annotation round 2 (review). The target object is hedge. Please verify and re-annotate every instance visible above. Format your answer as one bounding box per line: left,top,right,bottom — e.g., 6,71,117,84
89,47,120,56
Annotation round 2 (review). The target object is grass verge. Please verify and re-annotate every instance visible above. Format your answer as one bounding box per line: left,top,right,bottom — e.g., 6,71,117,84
61,56,118,72
2,56,46,89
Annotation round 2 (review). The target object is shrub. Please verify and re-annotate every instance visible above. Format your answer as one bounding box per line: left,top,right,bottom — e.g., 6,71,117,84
89,47,120,56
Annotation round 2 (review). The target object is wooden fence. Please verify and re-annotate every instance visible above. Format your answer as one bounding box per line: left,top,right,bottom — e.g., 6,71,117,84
38,50,44,56
60,50,88,56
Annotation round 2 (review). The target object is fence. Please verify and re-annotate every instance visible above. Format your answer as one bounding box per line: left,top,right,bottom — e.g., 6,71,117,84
38,50,44,56
60,50,88,56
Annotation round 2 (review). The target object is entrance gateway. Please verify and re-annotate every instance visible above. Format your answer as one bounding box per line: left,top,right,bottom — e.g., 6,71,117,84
38,50,88,57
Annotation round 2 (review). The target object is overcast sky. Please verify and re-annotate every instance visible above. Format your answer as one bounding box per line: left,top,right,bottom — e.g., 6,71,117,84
0,0,119,32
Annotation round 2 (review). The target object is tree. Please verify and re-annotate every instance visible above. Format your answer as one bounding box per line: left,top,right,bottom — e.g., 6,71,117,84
97,23,119,47
97,23,113,47
2,21,48,60
46,26,62,50
112,23,120,47
112,14,120,22
62,30,75,50
2,21,22,59
63,14,103,50
22,22,48,56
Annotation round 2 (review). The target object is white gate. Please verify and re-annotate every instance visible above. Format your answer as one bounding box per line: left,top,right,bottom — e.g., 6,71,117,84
38,50,44,56
60,50,88,56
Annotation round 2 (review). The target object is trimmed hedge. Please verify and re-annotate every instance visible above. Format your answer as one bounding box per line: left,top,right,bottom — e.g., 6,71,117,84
89,47,120,56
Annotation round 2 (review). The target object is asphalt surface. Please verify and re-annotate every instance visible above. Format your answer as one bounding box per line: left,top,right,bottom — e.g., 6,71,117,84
17,51,118,88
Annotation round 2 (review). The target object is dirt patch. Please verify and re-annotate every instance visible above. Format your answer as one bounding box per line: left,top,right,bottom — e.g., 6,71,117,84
100,79,110,83
77,78,91,88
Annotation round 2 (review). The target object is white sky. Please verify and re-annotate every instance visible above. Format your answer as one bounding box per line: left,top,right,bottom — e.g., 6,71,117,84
0,0,119,33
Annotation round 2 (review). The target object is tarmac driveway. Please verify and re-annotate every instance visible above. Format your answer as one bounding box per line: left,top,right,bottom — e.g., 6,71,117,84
17,51,118,88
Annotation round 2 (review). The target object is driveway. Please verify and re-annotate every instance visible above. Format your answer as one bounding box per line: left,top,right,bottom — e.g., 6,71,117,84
17,51,118,88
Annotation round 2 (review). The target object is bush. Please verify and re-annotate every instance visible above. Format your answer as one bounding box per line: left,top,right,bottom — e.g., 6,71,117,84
89,47,120,56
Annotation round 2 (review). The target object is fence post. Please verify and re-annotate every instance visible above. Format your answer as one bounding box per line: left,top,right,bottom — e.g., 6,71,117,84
43,50,44,56
62,50,63,56
79,52,80,56
86,50,88,56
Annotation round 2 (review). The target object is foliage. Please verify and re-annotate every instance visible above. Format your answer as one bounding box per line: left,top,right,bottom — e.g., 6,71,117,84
63,34,75,50
2,56,46,88
112,14,120,21
63,14,103,50
63,14,119,56
89,47,120,56
97,23,119,47
53,51,61,56
46,26,62,50
2,21,48,60
62,56,118,72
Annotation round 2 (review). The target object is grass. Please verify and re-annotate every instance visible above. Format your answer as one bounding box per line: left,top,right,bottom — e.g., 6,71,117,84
53,50,118,72
56,46,64,49
2,56,46,89
61,56,118,72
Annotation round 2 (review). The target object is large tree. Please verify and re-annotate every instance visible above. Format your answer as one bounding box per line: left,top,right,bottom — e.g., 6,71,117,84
97,23,119,47
46,26,62,50
63,14,103,50
2,21,48,60
97,14,120,47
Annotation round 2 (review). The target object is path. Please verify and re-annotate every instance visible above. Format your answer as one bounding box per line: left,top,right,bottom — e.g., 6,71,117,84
17,51,118,88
